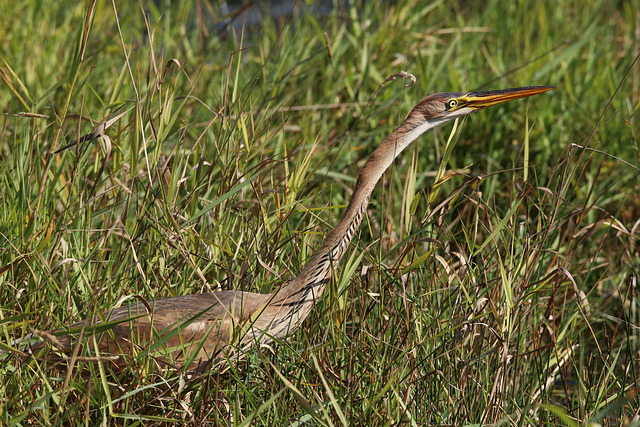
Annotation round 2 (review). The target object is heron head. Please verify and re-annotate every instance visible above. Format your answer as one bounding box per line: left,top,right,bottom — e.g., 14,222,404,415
412,86,555,123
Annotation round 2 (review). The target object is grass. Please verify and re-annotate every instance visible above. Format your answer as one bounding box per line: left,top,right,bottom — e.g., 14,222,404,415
1,0,639,424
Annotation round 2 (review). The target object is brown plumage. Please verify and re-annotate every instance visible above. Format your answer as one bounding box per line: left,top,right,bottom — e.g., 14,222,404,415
23,85,554,370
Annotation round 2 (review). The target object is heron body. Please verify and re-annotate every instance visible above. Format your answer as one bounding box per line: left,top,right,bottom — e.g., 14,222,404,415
32,85,554,370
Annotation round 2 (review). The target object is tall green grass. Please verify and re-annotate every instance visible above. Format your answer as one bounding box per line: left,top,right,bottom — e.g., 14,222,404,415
1,0,639,424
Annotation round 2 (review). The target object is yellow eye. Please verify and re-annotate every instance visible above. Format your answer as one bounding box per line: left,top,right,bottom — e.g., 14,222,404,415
447,99,458,109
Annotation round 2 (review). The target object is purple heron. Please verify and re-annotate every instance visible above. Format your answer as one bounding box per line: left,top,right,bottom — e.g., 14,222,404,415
24,85,554,370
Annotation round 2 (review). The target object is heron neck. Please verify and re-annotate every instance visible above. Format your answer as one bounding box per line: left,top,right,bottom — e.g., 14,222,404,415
271,115,441,316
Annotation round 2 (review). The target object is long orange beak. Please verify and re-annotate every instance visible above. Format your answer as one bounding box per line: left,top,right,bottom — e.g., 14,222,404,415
458,86,555,110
